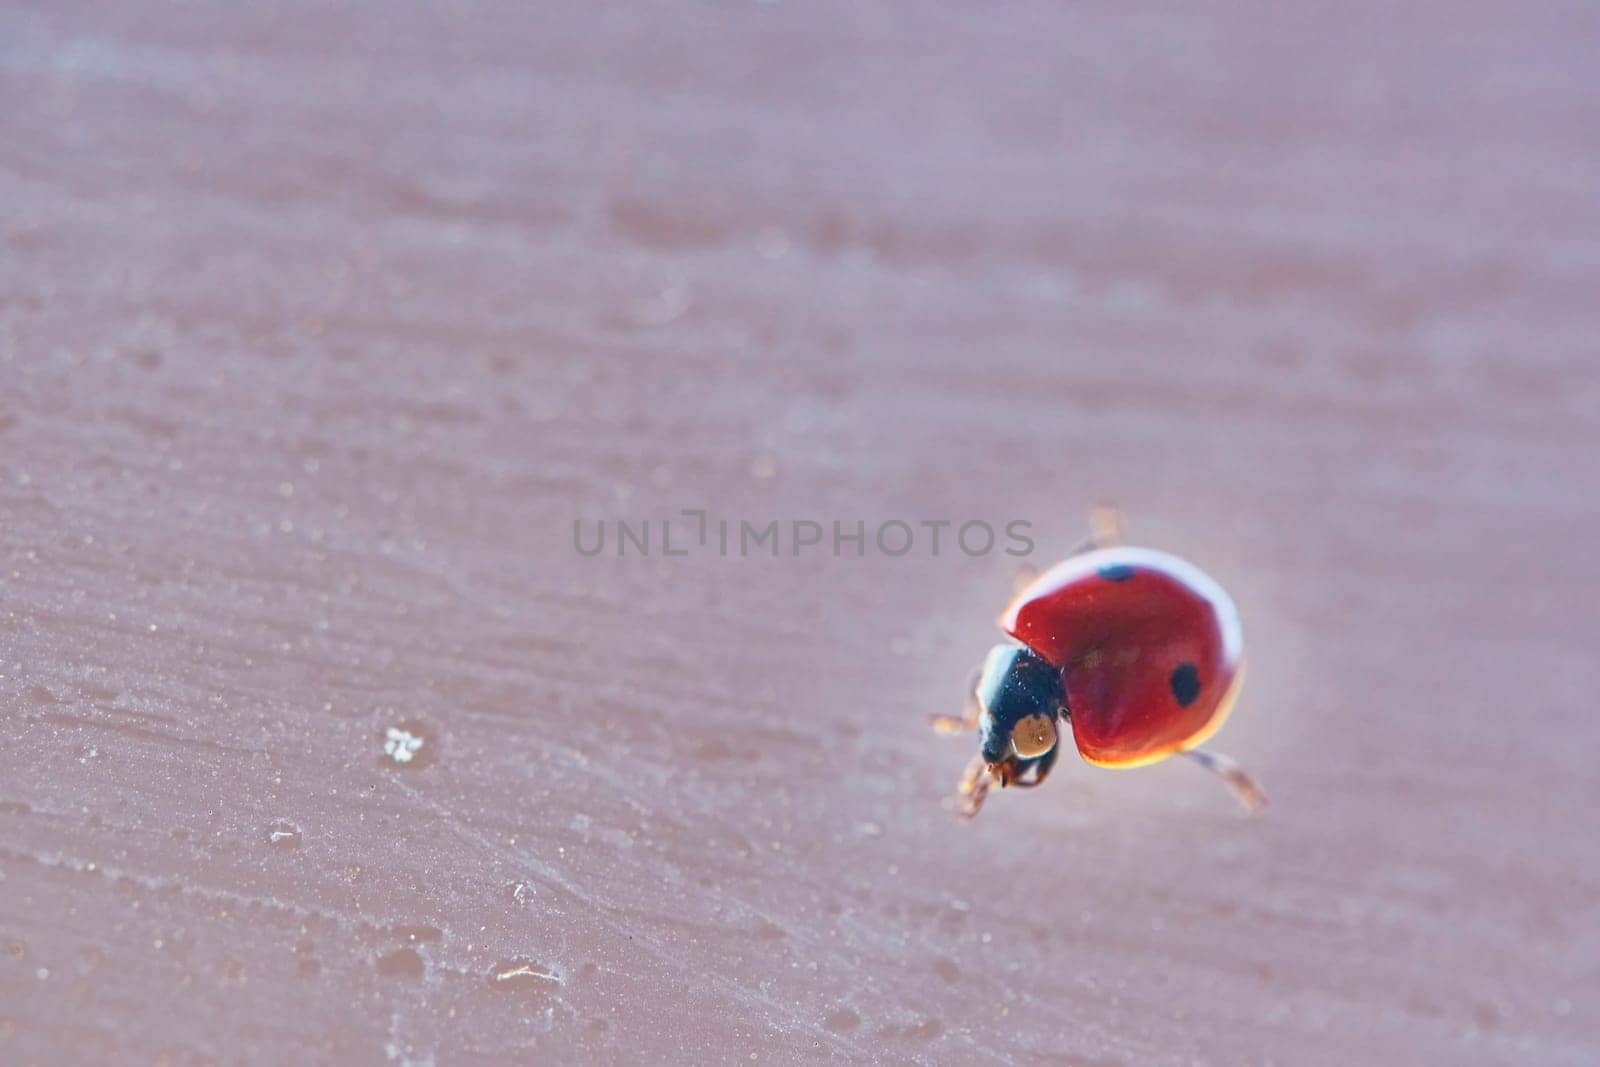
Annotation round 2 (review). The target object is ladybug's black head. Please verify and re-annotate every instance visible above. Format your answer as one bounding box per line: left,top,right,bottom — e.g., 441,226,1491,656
975,644,1065,768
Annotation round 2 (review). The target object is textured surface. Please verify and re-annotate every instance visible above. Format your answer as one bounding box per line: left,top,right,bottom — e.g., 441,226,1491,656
3,3,1599,1064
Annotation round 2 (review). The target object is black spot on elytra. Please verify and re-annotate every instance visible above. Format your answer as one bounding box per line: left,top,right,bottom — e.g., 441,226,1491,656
1170,662,1201,708
1097,563,1136,582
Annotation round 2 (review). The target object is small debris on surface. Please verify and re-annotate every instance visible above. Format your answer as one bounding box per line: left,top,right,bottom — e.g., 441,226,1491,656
489,959,561,993
381,720,435,768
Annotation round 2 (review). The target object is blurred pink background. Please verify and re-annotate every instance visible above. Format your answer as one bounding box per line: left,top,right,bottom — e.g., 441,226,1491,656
2,2,1597,1063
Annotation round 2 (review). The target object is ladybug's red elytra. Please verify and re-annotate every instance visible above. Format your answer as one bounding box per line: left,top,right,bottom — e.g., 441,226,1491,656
934,510,1264,819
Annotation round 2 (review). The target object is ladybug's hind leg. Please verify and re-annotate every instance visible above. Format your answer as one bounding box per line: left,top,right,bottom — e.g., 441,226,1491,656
1182,749,1267,813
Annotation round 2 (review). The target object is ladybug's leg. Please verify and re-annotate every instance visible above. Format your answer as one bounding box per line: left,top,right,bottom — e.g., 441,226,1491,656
1089,503,1124,548
1182,749,1267,813
954,752,995,820
1005,745,1059,789
929,665,983,735
1062,503,1126,558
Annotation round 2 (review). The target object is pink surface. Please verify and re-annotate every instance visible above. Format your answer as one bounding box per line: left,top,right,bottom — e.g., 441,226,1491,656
2,2,1598,1063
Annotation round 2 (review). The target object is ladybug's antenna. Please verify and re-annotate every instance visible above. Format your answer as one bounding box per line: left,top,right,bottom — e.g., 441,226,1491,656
1182,749,1267,813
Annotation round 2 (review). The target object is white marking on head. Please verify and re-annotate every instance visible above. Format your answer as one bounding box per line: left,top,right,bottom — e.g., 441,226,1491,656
1010,713,1058,759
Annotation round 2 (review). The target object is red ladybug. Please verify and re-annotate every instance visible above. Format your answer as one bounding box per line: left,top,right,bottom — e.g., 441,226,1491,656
934,511,1264,819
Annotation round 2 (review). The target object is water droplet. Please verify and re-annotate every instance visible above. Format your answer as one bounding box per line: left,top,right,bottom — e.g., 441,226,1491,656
510,881,537,906
376,947,424,981
266,821,302,848
381,721,434,768
489,959,561,993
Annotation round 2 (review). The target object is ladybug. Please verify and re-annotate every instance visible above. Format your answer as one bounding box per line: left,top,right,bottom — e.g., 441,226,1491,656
934,510,1264,819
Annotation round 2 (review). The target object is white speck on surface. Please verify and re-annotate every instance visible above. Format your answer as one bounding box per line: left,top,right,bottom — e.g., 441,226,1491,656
383,727,424,765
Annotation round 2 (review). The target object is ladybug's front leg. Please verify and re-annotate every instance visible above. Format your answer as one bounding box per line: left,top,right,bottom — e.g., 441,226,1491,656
952,730,1060,818
929,665,983,735
1002,745,1059,790
954,752,995,820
